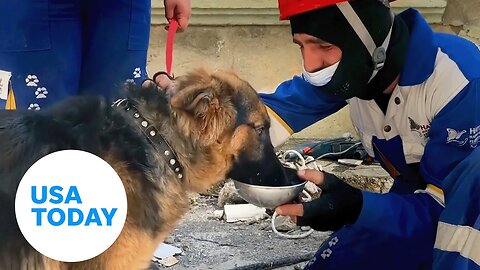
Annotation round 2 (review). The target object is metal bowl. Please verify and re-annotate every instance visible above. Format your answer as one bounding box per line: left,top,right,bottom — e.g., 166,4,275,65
232,179,307,209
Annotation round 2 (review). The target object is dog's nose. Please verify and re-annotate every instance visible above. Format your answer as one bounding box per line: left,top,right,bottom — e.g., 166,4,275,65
255,154,299,187
227,145,294,187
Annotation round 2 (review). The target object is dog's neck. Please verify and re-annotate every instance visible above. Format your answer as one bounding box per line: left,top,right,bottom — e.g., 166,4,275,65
111,83,230,192
112,99,185,180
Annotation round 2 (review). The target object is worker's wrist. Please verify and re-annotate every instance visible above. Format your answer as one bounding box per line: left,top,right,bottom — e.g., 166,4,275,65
354,190,384,228
297,172,363,231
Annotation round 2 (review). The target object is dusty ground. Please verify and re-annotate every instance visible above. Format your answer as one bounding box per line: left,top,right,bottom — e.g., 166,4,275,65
149,139,392,269
150,195,330,270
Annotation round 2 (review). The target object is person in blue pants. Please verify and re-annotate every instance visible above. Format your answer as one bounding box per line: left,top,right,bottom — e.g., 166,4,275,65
0,0,190,110
258,0,479,269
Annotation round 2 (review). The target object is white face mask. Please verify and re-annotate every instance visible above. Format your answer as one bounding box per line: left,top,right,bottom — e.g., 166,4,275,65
302,61,340,87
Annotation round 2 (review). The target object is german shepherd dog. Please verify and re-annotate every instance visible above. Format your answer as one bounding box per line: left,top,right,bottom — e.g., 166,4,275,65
0,69,287,269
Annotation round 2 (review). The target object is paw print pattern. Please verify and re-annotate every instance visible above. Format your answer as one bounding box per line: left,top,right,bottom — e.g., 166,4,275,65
28,103,40,110
320,248,332,260
133,68,142,78
25,75,39,87
124,79,135,85
35,87,48,99
328,236,339,247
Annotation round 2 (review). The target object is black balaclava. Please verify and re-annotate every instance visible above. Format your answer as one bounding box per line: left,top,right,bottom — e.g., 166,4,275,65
290,0,409,100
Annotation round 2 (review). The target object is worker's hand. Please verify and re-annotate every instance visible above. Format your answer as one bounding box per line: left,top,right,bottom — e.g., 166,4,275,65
164,0,191,31
142,71,178,96
275,169,363,231
154,72,174,89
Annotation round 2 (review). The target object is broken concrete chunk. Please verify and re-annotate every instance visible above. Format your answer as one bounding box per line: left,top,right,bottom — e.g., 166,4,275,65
273,215,297,232
157,256,179,267
217,180,246,207
224,204,267,223
153,243,182,259
213,210,224,219
338,159,363,166
340,165,393,193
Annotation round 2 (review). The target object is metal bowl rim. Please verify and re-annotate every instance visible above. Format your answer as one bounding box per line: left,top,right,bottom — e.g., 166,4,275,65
232,179,307,190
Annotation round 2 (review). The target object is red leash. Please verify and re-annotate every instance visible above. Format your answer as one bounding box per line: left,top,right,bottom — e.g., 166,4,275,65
165,19,179,77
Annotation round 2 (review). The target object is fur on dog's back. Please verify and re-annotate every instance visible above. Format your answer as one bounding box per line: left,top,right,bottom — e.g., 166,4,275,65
0,93,167,269
0,97,109,196
0,97,112,268
0,69,282,269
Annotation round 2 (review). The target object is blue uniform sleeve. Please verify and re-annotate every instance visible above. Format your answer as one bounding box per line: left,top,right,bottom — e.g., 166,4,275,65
421,79,480,269
258,76,346,146
357,191,443,238
354,191,444,267
419,79,480,187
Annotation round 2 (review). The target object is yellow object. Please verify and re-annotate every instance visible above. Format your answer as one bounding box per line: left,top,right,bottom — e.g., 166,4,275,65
265,105,293,134
6,87,16,110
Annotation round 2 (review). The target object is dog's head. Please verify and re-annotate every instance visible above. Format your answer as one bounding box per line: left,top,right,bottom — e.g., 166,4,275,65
168,69,289,190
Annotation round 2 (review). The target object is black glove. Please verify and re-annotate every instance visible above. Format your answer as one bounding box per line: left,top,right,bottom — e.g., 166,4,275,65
297,172,363,231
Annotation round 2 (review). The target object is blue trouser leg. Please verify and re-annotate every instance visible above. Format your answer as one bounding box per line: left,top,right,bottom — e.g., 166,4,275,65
433,147,480,269
304,223,437,270
0,0,151,110
0,0,82,110
78,0,151,103
303,190,444,269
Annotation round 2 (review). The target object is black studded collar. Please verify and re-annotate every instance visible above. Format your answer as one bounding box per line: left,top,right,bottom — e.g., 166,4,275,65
112,99,184,180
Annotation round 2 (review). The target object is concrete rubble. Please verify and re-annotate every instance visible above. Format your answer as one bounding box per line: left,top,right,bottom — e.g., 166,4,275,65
151,243,183,268
217,180,246,207
223,204,268,223
273,216,298,232
149,139,393,269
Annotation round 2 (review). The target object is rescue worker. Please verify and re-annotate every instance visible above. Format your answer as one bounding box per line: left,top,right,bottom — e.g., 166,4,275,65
260,0,480,269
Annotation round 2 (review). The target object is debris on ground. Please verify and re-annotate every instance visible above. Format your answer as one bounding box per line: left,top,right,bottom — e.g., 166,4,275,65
155,256,179,267
223,203,268,223
339,164,393,193
217,180,246,207
151,243,182,268
337,158,363,166
213,209,224,219
147,138,394,269
153,243,182,259
273,215,297,232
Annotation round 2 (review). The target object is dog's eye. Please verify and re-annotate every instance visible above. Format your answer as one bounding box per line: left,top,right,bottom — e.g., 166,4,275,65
255,126,265,136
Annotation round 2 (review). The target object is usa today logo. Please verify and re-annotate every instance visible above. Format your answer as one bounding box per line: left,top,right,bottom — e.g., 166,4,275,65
15,150,128,262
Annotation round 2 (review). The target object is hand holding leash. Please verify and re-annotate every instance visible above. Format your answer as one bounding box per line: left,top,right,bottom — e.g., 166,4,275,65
163,0,191,31
143,18,177,91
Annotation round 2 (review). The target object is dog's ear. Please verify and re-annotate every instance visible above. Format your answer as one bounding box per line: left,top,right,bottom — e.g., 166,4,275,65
170,75,237,145
170,83,218,117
